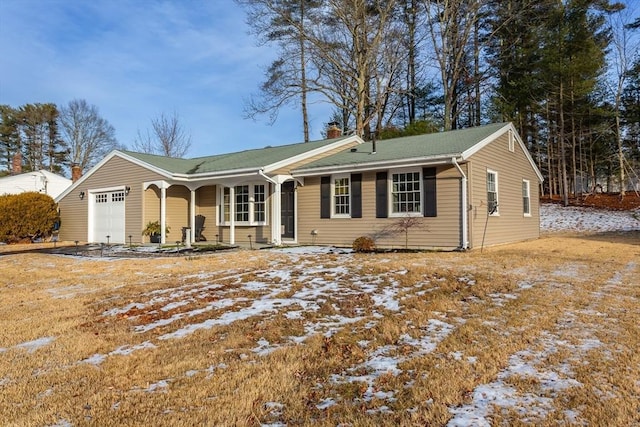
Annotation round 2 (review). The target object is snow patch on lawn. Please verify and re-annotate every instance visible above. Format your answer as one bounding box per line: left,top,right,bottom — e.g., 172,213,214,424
541,203,639,232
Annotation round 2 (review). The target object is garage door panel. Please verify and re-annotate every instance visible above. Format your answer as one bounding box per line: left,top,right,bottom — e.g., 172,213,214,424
92,191,125,243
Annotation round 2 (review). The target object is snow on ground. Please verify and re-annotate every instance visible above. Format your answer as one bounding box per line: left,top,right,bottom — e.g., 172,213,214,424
8,204,637,425
540,203,639,232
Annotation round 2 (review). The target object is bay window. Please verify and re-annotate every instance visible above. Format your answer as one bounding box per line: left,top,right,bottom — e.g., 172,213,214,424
220,184,268,225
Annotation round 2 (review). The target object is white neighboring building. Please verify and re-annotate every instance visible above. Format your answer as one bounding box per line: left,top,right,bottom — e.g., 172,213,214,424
0,170,72,199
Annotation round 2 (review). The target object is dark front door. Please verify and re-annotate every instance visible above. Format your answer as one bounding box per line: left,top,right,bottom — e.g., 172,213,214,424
281,181,295,239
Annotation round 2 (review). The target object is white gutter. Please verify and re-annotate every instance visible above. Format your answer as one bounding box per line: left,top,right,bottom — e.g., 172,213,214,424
258,169,277,185
452,158,469,250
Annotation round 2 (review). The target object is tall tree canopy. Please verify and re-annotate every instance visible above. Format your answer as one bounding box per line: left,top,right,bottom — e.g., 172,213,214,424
238,0,638,196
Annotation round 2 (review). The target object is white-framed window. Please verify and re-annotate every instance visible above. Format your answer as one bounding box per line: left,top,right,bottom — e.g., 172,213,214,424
487,169,499,215
508,129,515,152
390,169,421,216
332,174,350,218
522,179,531,216
96,194,108,203
220,184,268,225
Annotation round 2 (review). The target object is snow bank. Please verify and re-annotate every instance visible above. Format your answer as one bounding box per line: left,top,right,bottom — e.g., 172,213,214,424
540,204,639,233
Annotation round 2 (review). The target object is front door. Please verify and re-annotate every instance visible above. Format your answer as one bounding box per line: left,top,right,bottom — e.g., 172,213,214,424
281,181,295,239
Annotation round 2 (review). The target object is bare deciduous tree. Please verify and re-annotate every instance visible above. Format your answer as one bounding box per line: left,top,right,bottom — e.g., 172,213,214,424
133,111,191,158
59,99,118,172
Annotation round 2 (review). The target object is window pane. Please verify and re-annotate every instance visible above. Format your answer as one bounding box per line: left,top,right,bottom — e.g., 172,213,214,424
334,177,350,215
522,181,530,214
254,184,265,222
392,172,421,213
235,185,249,222
487,172,498,214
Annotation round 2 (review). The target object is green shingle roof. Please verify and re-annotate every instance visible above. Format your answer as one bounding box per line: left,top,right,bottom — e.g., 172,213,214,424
295,122,508,171
121,135,348,175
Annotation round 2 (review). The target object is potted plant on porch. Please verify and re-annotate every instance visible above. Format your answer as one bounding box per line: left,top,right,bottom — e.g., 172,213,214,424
142,221,170,243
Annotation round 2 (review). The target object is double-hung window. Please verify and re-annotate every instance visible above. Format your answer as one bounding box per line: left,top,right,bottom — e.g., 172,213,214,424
487,170,499,215
522,179,531,216
332,175,350,217
220,184,268,225
391,170,421,215
254,184,266,222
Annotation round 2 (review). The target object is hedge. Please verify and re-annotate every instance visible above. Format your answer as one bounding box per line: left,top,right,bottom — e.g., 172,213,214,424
0,192,59,243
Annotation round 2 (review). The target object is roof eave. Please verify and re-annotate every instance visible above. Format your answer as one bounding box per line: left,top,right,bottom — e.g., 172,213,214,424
292,154,462,177
262,135,363,173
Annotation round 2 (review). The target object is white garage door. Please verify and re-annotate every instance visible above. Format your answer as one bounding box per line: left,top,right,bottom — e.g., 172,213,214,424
92,190,126,243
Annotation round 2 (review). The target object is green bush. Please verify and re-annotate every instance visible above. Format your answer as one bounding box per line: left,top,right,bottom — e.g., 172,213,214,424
352,236,376,253
0,192,59,243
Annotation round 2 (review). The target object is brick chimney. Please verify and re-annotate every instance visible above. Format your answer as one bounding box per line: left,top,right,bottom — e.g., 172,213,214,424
71,164,83,182
11,151,22,175
326,122,342,139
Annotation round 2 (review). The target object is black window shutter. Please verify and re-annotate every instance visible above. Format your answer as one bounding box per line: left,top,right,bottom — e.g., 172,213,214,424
376,171,388,218
351,173,362,218
320,176,331,218
423,167,437,217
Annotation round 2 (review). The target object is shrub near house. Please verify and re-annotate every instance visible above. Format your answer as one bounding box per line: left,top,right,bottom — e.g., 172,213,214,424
0,192,59,243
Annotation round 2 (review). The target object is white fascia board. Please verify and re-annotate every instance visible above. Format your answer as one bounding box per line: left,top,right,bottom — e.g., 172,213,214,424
461,122,544,183
292,154,459,177
262,135,363,174
171,167,261,181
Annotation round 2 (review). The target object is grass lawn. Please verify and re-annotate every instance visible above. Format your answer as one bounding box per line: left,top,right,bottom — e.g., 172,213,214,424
0,232,638,426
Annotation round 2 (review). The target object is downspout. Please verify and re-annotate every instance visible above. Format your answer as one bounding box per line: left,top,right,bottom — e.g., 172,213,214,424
452,158,469,250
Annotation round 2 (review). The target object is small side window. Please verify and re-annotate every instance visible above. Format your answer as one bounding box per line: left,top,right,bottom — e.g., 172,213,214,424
487,170,499,215
522,180,531,216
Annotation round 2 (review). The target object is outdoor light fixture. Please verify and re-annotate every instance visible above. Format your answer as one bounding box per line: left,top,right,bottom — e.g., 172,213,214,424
79,191,85,200
125,186,130,195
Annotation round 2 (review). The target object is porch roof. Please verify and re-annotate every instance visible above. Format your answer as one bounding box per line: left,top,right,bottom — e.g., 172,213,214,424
120,135,349,175
293,122,510,173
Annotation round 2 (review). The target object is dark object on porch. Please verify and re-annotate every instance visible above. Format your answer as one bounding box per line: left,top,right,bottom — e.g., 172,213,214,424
195,215,206,241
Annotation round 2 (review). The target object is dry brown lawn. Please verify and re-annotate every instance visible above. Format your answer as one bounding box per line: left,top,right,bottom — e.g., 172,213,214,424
0,232,638,426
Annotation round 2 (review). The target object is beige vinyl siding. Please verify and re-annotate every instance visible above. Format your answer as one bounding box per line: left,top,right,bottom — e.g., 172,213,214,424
270,141,360,176
165,186,190,242
468,132,540,248
215,225,271,245
58,156,166,243
296,166,463,250
195,185,217,241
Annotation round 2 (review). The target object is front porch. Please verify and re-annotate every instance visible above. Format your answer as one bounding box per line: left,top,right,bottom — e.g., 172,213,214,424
142,174,300,247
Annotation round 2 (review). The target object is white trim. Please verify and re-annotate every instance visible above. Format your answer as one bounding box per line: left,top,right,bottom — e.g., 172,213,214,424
388,167,423,218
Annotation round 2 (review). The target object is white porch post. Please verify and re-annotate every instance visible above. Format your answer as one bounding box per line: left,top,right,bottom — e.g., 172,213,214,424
160,185,167,245
190,189,196,243
271,182,282,245
229,186,235,245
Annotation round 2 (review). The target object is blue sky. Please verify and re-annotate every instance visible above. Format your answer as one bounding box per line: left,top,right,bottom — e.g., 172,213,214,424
0,1,331,158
